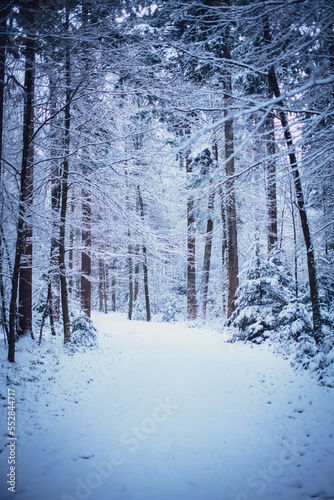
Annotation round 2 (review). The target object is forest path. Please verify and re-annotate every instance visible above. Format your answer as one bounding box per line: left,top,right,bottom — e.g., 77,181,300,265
1,312,334,500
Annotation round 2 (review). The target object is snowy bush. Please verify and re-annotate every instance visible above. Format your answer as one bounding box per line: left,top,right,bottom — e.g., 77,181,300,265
70,314,98,349
132,298,147,321
292,336,334,388
229,247,314,343
277,301,313,341
32,273,49,333
162,301,178,322
229,247,293,342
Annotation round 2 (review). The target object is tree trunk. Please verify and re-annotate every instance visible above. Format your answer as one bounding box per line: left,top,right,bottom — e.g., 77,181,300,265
128,244,133,320
137,186,151,322
111,259,116,312
104,262,108,313
68,201,74,296
219,184,228,316
47,70,61,327
264,17,322,343
98,258,104,313
59,5,71,343
224,74,239,318
18,20,35,338
201,186,215,319
186,162,197,320
218,1,239,319
8,23,35,361
81,190,91,317
0,9,9,341
265,108,277,254
134,245,140,303
290,179,299,298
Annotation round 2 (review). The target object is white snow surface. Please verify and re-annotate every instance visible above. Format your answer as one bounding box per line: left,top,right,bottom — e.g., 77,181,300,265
1,312,334,500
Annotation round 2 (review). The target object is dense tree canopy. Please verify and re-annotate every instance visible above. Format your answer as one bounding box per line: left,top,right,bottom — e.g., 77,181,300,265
0,0,333,361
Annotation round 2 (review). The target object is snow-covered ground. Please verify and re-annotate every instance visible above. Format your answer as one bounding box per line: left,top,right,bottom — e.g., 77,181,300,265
1,312,334,500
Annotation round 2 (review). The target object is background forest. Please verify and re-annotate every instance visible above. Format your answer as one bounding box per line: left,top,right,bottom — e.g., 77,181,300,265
0,0,333,364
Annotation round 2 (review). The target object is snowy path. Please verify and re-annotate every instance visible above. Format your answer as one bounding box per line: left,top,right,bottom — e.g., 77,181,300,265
1,312,334,500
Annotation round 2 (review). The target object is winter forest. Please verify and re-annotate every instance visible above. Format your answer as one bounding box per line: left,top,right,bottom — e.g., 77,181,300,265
1,0,334,361
1,0,334,499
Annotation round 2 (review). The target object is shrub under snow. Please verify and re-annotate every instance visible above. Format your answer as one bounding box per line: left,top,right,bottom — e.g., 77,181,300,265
70,314,98,349
228,246,313,343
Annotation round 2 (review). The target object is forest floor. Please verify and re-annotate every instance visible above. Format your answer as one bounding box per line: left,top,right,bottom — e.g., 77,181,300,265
1,312,334,500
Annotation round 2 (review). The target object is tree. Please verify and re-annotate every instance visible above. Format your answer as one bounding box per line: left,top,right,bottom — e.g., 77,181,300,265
186,147,197,320
59,3,71,343
8,2,36,361
81,189,91,317
222,0,239,318
263,13,323,343
0,2,9,341
17,14,35,338
138,186,151,322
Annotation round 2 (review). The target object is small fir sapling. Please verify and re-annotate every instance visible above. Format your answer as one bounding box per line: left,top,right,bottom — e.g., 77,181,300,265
228,243,312,343
70,314,98,348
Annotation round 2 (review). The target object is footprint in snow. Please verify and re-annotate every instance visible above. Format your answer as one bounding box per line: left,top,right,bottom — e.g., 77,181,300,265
74,454,95,460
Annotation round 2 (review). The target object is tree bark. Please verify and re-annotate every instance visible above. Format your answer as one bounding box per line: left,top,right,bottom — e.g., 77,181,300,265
104,262,108,313
265,108,277,254
134,245,140,303
18,16,35,338
264,17,322,343
111,258,116,312
98,258,104,313
289,179,299,298
186,154,197,320
8,21,35,361
0,9,9,341
47,70,61,328
59,4,71,343
219,184,228,316
68,201,74,297
138,186,151,322
224,74,239,318
81,190,91,317
128,244,133,320
201,186,215,319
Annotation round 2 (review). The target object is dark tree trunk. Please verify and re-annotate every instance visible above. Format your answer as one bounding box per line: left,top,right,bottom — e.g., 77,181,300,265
18,169,34,337
0,10,9,341
98,258,104,313
128,244,133,320
219,1,239,319
201,142,219,319
47,71,61,327
186,154,197,320
8,23,35,361
104,262,108,313
138,186,151,322
265,108,277,254
111,259,116,312
18,20,35,338
290,180,299,298
142,245,151,322
81,190,91,317
134,245,140,303
201,187,215,319
220,184,228,316
224,74,239,318
264,17,322,343
68,201,74,296
59,5,71,343
202,0,237,318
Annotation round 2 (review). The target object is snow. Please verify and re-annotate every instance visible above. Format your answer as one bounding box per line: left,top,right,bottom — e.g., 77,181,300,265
1,312,334,500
